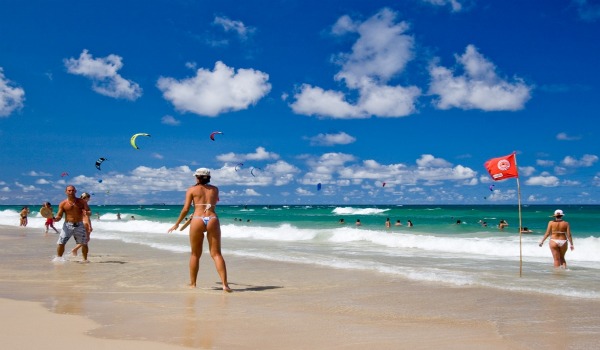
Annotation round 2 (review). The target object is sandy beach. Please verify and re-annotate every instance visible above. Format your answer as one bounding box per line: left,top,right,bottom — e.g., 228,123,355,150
1,224,599,349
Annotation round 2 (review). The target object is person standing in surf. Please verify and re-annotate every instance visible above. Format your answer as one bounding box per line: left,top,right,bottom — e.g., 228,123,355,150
539,209,574,269
53,185,91,262
71,192,93,257
168,168,231,292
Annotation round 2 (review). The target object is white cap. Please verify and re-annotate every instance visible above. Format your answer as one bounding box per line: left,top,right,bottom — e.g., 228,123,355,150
553,209,564,217
194,168,211,176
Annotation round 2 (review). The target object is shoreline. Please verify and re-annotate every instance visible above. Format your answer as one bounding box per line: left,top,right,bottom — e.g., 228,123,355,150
1,225,599,349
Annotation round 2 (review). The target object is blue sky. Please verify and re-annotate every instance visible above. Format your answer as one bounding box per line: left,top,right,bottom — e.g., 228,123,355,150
1,0,599,205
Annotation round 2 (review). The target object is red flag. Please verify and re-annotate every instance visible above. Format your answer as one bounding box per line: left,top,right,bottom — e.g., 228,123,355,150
484,153,518,181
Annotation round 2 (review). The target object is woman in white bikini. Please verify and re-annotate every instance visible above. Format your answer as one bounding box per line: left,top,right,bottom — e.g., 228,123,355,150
539,209,574,268
168,168,231,292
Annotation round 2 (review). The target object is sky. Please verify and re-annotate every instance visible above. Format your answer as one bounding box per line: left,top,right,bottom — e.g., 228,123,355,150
1,0,600,206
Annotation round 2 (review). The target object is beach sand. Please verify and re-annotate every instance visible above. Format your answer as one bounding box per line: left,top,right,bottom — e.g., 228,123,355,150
1,225,599,349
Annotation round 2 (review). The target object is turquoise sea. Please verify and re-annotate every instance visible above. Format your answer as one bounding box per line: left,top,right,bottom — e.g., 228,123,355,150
2,204,599,299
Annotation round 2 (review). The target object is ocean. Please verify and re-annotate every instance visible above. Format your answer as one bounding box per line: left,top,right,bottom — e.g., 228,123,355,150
2,204,599,299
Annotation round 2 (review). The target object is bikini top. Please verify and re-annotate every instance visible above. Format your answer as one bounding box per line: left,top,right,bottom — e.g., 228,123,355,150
194,203,213,212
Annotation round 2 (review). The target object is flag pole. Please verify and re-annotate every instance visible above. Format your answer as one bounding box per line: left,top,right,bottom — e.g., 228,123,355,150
514,153,523,277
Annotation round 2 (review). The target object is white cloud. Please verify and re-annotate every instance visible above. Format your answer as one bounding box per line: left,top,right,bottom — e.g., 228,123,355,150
519,166,536,177
526,175,560,187
217,147,280,163
302,152,475,187
291,84,364,118
161,115,180,126
421,0,464,12
243,188,261,196
307,132,356,146
556,132,582,141
333,8,415,88
536,159,554,167
416,154,452,167
213,16,255,40
157,61,271,116
0,68,25,117
291,8,421,119
25,171,52,177
428,45,532,111
64,49,142,100
561,154,598,167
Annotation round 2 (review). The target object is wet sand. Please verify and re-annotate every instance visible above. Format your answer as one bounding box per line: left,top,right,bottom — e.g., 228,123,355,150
1,225,599,349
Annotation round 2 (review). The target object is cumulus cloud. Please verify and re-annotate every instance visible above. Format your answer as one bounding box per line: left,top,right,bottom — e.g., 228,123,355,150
556,132,582,141
536,159,555,167
290,8,421,119
216,147,280,163
64,49,142,100
0,68,25,117
428,45,532,111
416,154,452,167
161,115,180,126
307,132,356,146
526,175,560,187
301,152,476,188
561,154,598,167
157,61,271,116
420,0,464,12
213,16,255,40
519,166,536,177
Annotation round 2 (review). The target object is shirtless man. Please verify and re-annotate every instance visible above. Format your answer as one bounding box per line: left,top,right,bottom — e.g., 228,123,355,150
539,209,574,268
53,185,91,262
168,168,231,292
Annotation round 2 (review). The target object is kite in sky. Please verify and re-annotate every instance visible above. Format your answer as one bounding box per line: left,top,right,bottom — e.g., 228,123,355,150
130,133,151,149
250,167,261,177
210,131,223,141
95,157,107,170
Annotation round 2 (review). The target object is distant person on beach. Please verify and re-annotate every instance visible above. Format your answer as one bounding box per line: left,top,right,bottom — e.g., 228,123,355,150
385,218,391,228
520,227,533,233
53,185,91,262
356,219,361,226
71,192,93,257
339,218,345,224
168,168,231,292
407,220,413,227
130,215,135,220
498,219,508,230
539,209,574,268
42,202,59,235
395,220,402,226
117,212,121,220
19,206,29,227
